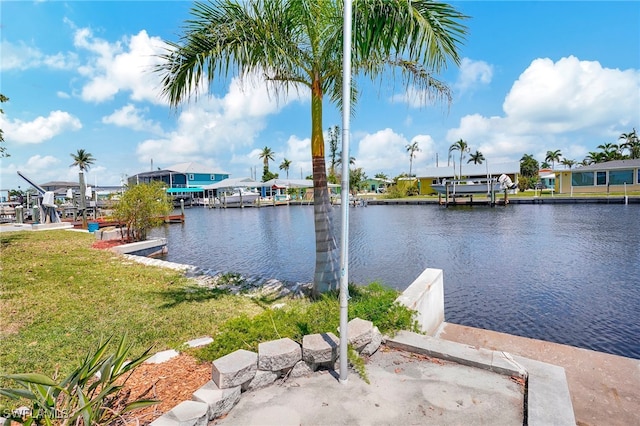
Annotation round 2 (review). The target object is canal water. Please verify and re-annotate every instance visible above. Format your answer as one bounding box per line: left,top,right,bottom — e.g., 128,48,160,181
151,204,640,360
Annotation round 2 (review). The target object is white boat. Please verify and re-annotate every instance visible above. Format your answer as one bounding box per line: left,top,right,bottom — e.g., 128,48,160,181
217,188,260,205
431,174,517,195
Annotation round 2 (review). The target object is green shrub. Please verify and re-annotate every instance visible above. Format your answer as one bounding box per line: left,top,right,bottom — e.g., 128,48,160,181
195,282,417,361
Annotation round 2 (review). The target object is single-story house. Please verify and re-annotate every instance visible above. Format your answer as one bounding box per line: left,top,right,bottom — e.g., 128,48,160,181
129,162,230,198
555,159,640,194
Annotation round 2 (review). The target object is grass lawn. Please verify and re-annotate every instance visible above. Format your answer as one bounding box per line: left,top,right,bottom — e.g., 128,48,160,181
0,230,264,380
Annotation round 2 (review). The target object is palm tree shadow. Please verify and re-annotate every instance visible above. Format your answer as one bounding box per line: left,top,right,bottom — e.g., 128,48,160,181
156,285,229,308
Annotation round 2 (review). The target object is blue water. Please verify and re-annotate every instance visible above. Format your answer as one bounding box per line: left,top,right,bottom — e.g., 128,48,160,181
151,204,640,359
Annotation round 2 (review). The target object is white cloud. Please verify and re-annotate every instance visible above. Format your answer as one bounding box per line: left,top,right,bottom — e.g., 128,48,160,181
0,40,78,71
57,91,71,99
446,56,640,161
74,28,168,104
353,128,436,176
102,104,164,135
135,77,302,168
1,111,82,144
455,58,493,93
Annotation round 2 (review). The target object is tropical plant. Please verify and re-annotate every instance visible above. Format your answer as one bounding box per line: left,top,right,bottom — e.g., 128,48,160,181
157,0,467,295
70,149,96,229
374,172,388,180
597,142,621,161
0,93,9,158
405,141,420,177
619,128,639,159
541,161,550,169
449,139,469,178
519,153,539,178
560,158,576,169
349,167,367,196
279,158,292,179
545,149,562,170
327,125,340,179
0,335,158,426
584,151,605,165
114,181,172,242
467,150,485,164
336,152,356,167
258,146,275,171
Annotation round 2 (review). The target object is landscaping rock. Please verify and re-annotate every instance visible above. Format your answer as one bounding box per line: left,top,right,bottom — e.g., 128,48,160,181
347,318,374,351
288,360,315,378
361,326,383,356
212,349,258,389
302,332,339,364
244,369,280,391
151,400,208,426
192,380,240,420
258,338,302,371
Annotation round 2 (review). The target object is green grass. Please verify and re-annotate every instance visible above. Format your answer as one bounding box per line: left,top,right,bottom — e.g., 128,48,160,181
0,230,263,381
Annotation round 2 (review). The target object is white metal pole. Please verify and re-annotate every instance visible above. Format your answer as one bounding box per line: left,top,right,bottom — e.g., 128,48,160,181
339,0,353,384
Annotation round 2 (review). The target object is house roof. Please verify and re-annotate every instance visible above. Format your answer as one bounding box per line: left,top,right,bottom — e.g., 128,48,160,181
166,162,228,175
421,161,520,179
40,181,79,188
574,159,640,171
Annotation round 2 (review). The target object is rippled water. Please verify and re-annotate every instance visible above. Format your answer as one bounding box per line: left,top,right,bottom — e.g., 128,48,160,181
151,204,640,359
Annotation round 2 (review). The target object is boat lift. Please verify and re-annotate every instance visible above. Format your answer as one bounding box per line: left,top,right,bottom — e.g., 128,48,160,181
16,171,61,223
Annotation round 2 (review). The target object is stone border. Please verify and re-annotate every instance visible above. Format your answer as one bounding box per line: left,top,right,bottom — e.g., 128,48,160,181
150,318,382,426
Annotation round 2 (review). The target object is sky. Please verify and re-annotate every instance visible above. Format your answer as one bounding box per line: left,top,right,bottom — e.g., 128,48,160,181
1,1,639,191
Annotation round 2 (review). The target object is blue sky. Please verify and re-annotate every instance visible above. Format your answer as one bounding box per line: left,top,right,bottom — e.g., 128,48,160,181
1,1,639,191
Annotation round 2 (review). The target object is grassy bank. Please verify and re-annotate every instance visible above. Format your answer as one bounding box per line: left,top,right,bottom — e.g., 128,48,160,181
0,230,264,379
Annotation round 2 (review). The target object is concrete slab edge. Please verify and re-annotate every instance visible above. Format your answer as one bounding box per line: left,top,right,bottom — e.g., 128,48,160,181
386,330,576,426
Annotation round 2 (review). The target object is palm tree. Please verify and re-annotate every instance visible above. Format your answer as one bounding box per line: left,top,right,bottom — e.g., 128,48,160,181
70,149,96,229
406,141,420,177
597,142,620,161
584,151,605,165
0,93,9,158
157,0,467,295
448,139,469,178
258,146,275,171
545,149,562,170
336,152,356,167
467,150,485,164
619,128,639,159
560,158,576,169
279,158,292,179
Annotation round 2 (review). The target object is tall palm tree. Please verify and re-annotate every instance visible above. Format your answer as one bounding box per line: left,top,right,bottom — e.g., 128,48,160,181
158,0,467,295
619,128,639,159
70,149,96,229
467,150,485,164
597,142,620,161
406,141,420,177
545,149,562,170
585,151,605,165
279,158,292,179
449,139,469,178
258,146,275,171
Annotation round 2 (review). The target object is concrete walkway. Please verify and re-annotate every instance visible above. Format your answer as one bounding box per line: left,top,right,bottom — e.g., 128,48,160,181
214,346,524,425
439,323,640,426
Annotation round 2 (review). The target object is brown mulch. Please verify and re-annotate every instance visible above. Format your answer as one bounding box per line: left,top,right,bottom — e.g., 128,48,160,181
120,353,212,425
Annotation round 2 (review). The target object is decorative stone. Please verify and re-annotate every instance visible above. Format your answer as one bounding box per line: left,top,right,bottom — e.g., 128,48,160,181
244,369,280,391
258,338,302,371
361,326,383,356
185,337,214,348
302,333,339,363
192,380,240,420
151,400,208,426
212,349,258,389
347,318,373,351
288,360,315,378
146,349,179,364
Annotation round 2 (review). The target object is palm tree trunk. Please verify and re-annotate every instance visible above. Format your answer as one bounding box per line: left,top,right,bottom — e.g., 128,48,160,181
310,79,339,297
79,171,88,229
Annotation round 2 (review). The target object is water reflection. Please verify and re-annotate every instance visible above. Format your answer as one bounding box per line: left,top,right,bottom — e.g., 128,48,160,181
151,204,640,359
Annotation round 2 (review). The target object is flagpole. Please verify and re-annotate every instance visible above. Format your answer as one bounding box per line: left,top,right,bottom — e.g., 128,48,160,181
339,0,352,384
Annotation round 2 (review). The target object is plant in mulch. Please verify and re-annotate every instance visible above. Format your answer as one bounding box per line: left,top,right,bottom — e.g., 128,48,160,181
0,335,158,426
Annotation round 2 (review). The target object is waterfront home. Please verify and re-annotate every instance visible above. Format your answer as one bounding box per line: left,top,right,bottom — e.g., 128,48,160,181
418,162,520,195
555,159,640,194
